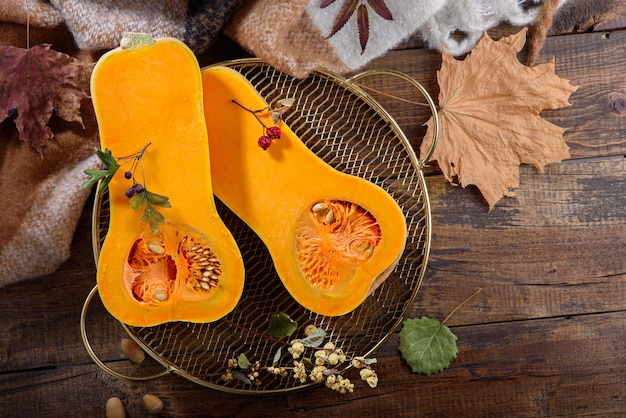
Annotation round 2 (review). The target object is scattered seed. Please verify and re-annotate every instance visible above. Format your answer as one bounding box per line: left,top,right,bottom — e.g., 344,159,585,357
154,291,167,302
120,338,145,364
200,281,210,290
106,397,126,418
142,394,164,415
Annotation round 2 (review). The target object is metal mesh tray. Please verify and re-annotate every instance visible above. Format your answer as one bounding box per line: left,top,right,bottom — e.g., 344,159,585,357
83,59,437,394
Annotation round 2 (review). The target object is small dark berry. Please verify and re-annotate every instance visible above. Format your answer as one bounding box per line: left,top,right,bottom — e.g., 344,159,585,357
266,126,281,139
124,171,133,179
134,183,145,193
125,187,136,198
258,135,272,150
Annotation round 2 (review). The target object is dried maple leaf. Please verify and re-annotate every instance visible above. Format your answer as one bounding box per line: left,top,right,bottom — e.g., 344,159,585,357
367,0,393,20
327,0,358,39
324,0,393,53
420,28,578,209
357,4,369,53
0,44,90,154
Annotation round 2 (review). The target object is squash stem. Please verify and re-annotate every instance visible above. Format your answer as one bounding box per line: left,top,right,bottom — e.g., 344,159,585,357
120,32,156,50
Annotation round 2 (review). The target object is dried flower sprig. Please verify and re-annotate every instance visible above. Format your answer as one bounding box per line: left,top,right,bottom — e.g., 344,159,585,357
82,143,171,232
222,313,378,392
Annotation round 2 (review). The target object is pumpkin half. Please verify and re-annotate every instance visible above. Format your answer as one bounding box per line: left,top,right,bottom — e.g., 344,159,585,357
91,34,244,326
200,66,407,316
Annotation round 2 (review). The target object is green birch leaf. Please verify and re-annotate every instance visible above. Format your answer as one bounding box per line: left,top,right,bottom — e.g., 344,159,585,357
398,317,458,375
266,313,298,339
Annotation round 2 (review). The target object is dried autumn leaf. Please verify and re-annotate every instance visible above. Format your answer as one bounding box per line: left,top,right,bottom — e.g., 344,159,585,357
327,0,358,39
0,44,90,153
357,4,369,53
420,29,578,209
367,0,393,20
320,0,337,7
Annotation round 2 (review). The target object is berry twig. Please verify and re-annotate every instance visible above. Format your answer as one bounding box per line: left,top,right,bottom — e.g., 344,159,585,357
231,99,284,150
82,142,171,233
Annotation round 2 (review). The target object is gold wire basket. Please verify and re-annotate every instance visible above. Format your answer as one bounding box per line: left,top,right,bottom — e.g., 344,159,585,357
81,58,438,394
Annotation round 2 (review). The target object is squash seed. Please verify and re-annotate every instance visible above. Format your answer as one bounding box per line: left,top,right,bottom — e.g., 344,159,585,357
147,241,164,254
312,202,328,213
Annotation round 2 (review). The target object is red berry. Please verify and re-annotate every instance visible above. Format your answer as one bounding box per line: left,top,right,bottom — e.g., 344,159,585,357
266,126,281,139
258,135,272,150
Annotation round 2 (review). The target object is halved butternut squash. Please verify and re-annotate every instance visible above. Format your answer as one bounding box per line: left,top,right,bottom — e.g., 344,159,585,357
201,66,407,316
91,34,244,326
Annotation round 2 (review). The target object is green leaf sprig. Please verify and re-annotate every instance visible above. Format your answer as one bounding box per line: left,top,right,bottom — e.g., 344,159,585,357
82,148,120,194
82,142,171,233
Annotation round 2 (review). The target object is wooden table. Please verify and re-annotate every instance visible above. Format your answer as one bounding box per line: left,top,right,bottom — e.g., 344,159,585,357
2,21,626,417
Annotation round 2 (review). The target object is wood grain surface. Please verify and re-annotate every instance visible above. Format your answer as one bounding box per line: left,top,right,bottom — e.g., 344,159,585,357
1,21,626,418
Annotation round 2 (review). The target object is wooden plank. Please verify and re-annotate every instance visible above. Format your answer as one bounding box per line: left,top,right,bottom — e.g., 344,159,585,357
414,157,626,325
1,25,625,418
0,205,125,372
2,311,624,417
357,30,626,164
6,159,622,372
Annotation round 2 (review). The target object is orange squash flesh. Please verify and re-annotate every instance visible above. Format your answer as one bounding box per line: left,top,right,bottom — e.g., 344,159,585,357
201,66,407,316
91,36,244,326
